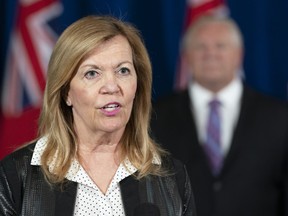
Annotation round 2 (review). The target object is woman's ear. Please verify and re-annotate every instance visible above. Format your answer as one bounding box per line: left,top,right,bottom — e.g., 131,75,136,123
66,96,72,106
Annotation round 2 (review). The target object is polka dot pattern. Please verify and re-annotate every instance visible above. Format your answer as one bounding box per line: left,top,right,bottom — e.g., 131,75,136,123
72,160,137,216
31,136,48,165
31,138,138,215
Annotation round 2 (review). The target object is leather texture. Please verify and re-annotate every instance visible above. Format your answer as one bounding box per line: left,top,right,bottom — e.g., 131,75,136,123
0,143,196,216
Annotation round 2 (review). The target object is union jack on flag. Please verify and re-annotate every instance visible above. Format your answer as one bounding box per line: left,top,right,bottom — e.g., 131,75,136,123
174,0,229,90
1,0,63,116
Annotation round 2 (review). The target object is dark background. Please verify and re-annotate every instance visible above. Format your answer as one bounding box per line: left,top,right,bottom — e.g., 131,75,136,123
1,0,288,103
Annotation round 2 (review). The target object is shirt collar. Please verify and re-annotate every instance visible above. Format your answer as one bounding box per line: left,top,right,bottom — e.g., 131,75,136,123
31,137,160,181
189,77,243,108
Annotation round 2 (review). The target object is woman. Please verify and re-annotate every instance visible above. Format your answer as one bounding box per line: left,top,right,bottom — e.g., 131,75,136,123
0,15,196,216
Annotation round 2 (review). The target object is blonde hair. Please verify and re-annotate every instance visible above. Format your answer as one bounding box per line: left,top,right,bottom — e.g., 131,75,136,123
38,15,167,183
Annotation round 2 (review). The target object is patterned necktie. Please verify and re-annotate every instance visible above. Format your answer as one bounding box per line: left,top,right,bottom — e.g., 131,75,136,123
203,99,223,175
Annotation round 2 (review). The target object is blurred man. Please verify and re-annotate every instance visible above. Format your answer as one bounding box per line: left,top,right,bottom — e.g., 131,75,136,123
151,15,288,216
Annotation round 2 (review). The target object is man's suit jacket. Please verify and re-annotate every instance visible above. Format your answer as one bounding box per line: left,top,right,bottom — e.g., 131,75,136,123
151,85,288,216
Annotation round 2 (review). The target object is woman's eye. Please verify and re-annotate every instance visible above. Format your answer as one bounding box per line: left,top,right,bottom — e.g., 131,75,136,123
84,70,98,79
118,67,130,75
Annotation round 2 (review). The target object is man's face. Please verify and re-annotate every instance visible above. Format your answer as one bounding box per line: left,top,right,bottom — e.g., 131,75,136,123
184,21,243,92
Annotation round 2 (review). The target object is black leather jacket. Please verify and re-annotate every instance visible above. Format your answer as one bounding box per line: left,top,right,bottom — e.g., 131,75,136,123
0,143,196,216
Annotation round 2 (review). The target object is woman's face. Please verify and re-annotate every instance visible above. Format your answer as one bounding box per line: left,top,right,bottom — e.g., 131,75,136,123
67,35,137,136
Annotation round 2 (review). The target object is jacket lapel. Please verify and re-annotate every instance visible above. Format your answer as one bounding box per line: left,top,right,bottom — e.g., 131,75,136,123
186,91,215,178
54,181,78,216
221,86,252,174
120,175,141,216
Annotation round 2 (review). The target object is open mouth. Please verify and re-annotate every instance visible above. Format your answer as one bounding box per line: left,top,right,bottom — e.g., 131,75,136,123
101,103,120,111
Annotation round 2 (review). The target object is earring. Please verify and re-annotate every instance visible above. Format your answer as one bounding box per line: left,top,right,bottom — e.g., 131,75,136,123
66,100,71,106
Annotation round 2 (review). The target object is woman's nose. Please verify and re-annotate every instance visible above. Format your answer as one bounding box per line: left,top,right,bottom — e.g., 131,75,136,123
99,73,120,94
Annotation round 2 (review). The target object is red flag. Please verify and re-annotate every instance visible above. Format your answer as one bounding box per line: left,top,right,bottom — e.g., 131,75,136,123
174,0,229,90
0,0,62,159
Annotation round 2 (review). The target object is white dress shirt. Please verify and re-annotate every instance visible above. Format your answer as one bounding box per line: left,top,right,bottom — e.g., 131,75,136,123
188,77,243,155
31,137,143,216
